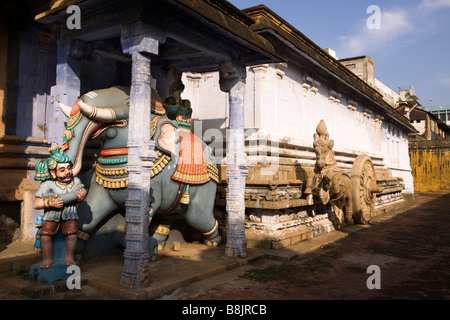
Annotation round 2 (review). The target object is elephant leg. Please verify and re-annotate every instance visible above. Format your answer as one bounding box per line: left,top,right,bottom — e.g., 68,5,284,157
149,214,179,250
149,183,171,250
202,221,221,247
75,180,119,255
148,237,159,262
184,182,221,247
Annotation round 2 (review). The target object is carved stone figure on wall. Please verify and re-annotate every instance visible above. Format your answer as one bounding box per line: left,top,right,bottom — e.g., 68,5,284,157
305,120,383,228
305,120,354,228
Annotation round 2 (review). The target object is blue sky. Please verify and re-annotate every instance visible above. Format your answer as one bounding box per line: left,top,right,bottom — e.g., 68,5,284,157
229,0,450,107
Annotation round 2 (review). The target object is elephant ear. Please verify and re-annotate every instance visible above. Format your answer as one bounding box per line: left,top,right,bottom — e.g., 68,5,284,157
158,123,178,156
153,117,178,156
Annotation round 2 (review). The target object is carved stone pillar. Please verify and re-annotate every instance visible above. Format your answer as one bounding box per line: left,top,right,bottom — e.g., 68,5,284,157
50,32,84,144
251,64,268,128
185,72,201,120
33,29,54,138
219,61,249,258
120,21,164,288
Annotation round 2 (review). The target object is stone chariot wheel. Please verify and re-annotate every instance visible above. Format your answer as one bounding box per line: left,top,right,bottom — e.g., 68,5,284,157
351,154,382,224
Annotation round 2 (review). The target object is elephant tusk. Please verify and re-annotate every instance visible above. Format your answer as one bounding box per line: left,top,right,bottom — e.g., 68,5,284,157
78,100,116,122
58,102,72,118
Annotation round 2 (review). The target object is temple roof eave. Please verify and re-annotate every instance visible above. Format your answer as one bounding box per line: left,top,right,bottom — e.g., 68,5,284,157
34,0,285,70
170,0,285,65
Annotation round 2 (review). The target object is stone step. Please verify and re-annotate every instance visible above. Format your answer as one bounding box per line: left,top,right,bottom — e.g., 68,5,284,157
0,274,88,298
0,253,41,279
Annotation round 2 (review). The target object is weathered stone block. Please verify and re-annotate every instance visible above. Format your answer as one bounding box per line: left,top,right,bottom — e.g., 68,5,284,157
173,241,181,251
272,238,290,249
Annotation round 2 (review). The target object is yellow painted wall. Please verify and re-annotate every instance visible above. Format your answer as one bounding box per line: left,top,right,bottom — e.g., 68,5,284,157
409,140,450,192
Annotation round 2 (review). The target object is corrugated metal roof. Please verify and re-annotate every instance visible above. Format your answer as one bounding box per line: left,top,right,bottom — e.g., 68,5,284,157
423,105,450,112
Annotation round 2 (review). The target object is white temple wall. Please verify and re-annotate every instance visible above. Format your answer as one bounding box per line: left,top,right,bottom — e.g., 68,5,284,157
182,62,414,193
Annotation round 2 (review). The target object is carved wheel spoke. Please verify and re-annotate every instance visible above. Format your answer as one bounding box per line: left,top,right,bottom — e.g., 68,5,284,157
351,154,376,224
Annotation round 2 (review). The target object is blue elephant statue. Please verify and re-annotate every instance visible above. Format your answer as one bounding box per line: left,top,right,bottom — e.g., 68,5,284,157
58,86,221,261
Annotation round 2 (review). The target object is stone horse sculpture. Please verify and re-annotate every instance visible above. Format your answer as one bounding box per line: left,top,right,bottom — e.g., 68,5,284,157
305,120,384,228
305,120,354,229
58,85,221,259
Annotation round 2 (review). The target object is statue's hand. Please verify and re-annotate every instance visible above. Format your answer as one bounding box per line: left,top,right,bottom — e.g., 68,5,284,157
48,195,63,208
77,188,87,202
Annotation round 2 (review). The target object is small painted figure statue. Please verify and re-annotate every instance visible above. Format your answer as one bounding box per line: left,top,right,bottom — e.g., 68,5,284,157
33,145,86,268
163,68,193,131
33,214,44,252
162,68,197,204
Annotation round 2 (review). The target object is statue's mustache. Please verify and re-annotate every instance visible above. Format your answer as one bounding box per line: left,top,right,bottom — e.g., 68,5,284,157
60,173,72,179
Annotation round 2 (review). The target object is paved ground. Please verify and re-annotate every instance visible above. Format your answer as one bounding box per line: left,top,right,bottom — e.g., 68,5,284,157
160,192,450,300
1,192,449,302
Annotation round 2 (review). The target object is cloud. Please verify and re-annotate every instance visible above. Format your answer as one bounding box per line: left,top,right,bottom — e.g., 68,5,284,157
419,0,450,10
437,76,450,88
336,7,414,58
335,0,450,58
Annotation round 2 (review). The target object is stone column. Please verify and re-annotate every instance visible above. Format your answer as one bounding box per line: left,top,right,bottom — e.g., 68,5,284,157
47,24,84,145
185,72,202,120
120,21,164,288
251,64,268,129
33,29,54,138
49,34,84,145
219,61,249,258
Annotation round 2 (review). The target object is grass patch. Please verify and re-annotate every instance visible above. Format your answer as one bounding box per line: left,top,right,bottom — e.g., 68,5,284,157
324,250,341,257
244,265,286,282
299,256,333,271
244,251,340,284
16,266,30,280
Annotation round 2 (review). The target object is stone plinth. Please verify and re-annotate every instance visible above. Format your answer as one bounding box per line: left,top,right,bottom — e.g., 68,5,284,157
29,232,70,283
